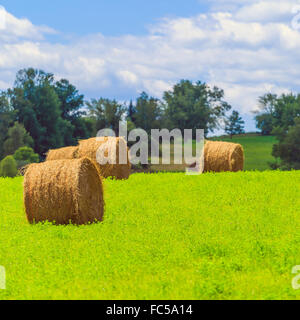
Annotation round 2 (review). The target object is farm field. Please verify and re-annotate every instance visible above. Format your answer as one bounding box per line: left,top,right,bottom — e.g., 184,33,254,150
1,170,300,300
211,134,277,171
148,134,276,172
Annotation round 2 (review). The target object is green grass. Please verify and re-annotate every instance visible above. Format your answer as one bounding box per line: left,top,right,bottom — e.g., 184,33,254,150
211,134,277,171
148,134,276,172
1,171,300,300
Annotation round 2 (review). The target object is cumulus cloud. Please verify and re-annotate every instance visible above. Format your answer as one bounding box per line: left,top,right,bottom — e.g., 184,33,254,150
0,1,300,124
0,6,56,42
235,1,296,22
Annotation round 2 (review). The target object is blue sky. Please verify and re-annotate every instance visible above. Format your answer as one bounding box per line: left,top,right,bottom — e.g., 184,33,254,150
0,0,209,36
1,1,300,133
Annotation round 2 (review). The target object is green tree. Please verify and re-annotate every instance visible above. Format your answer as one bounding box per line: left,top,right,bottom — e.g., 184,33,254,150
255,113,274,136
255,93,300,137
0,92,14,159
87,98,127,135
55,79,84,121
8,68,64,156
0,155,18,177
163,80,231,135
255,92,300,169
254,93,277,135
271,94,300,138
225,110,245,138
3,122,33,156
80,117,97,137
127,100,136,123
14,146,39,165
134,92,162,134
55,79,91,142
271,118,300,170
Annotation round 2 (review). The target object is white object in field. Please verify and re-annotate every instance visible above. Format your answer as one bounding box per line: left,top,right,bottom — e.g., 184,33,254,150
0,266,5,290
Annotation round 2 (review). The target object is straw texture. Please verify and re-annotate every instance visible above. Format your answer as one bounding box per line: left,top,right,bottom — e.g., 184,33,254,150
46,146,79,161
77,137,131,179
24,158,104,225
204,141,244,172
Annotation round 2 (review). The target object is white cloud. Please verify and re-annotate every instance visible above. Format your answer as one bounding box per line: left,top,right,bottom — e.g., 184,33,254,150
0,6,56,42
235,1,296,22
118,70,138,85
0,1,300,122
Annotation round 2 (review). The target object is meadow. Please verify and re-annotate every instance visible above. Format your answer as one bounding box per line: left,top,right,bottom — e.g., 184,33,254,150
1,134,298,300
149,134,276,172
211,134,277,171
1,169,300,300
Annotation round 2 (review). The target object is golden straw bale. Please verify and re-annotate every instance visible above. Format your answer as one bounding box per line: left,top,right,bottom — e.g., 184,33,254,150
77,137,131,180
204,141,244,172
46,146,79,161
24,158,104,225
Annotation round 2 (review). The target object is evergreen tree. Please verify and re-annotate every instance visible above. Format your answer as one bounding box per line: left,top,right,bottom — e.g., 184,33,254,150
225,110,245,138
127,100,136,123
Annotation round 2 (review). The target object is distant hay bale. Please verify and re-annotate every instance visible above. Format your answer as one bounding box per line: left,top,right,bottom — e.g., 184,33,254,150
24,158,104,225
77,137,131,180
204,141,244,172
46,146,79,161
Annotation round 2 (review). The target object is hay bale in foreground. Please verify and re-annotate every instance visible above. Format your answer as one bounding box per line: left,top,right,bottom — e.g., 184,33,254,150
24,158,104,225
46,146,79,161
77,137,131,180
204,141,244,172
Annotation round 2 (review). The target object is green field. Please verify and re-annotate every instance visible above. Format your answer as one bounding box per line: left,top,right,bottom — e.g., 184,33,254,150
211,134,277,171
148,134,277,172
1,169,300,300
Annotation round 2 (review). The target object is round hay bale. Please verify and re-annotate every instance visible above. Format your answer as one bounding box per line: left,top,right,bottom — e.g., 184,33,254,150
77,137,131,180
24,158,104,225
46,146,79,161
204,141,244,172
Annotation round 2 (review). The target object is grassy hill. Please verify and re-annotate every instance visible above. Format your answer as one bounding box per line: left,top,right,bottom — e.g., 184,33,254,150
211,134,277,171
1,170,300,300
148,134,277,172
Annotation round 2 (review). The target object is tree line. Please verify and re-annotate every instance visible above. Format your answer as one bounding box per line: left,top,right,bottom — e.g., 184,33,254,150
5,67,300,173
3,66,300,173
0,67,247,174
255,93,300,170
